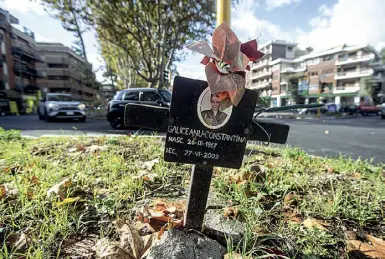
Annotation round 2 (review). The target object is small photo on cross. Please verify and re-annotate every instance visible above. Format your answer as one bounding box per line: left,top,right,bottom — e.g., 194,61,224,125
197,87,233,129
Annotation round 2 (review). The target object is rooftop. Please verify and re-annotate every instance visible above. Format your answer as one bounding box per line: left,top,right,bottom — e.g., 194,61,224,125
36,42,86,62
259,40,298,49
0,8,19,24
268,44,380,65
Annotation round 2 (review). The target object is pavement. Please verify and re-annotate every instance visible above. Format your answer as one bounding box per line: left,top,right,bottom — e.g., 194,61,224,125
1,114,384,163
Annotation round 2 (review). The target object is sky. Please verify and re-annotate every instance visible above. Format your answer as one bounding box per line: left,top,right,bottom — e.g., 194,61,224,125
1,0,385,82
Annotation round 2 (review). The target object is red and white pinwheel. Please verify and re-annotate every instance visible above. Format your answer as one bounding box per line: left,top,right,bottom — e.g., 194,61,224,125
187,22,264,108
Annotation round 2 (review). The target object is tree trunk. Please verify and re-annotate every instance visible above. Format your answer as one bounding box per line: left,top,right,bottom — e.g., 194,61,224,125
72,10,88,61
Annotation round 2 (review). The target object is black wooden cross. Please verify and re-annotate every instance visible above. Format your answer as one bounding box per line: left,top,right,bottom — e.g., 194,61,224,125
125,76,290,231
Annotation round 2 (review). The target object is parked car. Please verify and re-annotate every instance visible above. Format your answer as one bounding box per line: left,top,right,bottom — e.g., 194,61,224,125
340,104,358,115
380,103,385,119
107,88,172,129
38,93,86,122
357,104,381,116
0,99,10,115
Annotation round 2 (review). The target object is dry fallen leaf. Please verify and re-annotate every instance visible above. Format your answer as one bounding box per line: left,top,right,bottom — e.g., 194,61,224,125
115,219,142,258
157,225,167,240
138,199,185,230
94,238,132,259
31,175,39,185
367,235,385,254
283,211,301,223
223,207,238,219
303,217,329,231
283,193,299,207
47,177,72,199
14,232,30,252
347,172,361,179
140,235,154,259
114,219,155,259
347,240,385,258
327,167,334,174
86,145,108,153
56,197,80,206
133,171,158,182
76,144,86,152
0,185,6,199
141,159,159,171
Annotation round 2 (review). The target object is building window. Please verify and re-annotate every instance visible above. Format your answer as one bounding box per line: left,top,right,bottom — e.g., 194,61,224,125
287,47,293,52
322,55,334,61
252,79,257,84
311,71,318,76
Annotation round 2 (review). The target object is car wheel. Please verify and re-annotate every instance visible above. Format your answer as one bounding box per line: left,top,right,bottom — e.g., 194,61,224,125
109,116,124,130
79,116,86,122
45,109,53,122
38,110,44,120
382,115,385,119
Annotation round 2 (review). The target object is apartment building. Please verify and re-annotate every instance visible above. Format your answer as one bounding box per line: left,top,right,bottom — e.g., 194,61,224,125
36,43,97,102
247,40,306,90
248,43,384,107
0,8,45,113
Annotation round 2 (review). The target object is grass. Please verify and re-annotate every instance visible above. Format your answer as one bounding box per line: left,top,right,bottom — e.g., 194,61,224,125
0,128,384,258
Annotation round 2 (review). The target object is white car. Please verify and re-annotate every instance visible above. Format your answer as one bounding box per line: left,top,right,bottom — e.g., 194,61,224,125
38,93,86,122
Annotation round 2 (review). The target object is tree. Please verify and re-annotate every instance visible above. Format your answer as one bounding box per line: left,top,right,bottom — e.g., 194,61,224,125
41,0,90,61
87,0,215,88
102,65,118,88
101,41,148,88
288,73,306,104
359,76,377,104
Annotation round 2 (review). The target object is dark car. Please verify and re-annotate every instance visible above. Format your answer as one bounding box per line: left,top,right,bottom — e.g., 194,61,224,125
0,99,10,115
107,88,172,129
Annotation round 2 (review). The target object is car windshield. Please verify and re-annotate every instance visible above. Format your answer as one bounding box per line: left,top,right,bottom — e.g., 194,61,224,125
159,90,172,102
47,95,73,102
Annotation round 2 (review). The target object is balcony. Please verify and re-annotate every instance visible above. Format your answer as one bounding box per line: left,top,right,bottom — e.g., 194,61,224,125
294,66,306,72
252,60,269,70
281,67,295,73
251,70,271,80
39,79,69,89
335,53,375,65
334,68,373,80
11,43,44,62
14,65,46,78
334,83,360,94
250,81,270,90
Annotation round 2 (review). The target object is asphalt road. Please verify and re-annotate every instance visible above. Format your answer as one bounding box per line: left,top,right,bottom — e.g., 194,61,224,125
1,115,384,163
